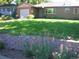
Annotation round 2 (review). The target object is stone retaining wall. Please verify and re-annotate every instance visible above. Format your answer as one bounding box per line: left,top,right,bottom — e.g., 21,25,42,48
0,34,79,51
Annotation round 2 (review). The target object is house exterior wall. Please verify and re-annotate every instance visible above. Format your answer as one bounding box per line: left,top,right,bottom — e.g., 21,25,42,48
34,8,45,18
53,7,79,19
39,8,45,18
53,7,74,19
16,7,31,18
16,3,32,18
33,8,39,18
36,7,79,19
0,6,16,17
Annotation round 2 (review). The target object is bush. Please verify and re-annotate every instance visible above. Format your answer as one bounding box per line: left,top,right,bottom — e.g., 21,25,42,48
27,14,34,19
24,49,34,57
0,17,3,21
1,15,13,20
24,38,52,59
52,45,78,59
0,41,4,49
24,42,34,58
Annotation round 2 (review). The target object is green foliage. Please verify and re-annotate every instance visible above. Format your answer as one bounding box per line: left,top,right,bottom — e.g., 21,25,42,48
24,42,35,57
47,8,55,13
27,0,45,4
24,32,78,59
24,38,52,59
27,14,34,19
15,0,21,4
24,49,34,57
15,0,50,5
0,0,13,5
0,41,4,49
15,0,45,5
1,15,13,20
54,48,78,59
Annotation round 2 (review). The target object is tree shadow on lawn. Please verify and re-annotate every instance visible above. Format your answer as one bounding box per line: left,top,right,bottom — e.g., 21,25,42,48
0,20,79,40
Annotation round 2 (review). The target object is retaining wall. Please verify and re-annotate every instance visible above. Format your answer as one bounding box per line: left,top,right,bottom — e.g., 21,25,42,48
0,34,79,51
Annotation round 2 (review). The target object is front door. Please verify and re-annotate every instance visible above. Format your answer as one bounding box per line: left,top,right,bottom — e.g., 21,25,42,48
20,9,29,18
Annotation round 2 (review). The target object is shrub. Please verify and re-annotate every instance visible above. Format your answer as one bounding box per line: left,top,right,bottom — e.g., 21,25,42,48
1,15,13,20
24,36,78,59
24,48,34,57
0,17,3,21
5,16,13,20
53,46,78,59
27,14,34,19
1,15,5,20
0,41,4,49
24,38,52,59
24,42,35,59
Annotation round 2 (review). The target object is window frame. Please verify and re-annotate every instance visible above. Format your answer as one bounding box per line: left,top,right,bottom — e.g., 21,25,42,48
65,8,70,13
46,8,56,14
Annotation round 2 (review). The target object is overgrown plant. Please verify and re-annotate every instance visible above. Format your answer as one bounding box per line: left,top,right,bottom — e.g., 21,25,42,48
24,39,52,59
0,41,5,49
1,15,13,20
27,14,34,19
24,31,52,59
24,31,78,59
24,42,35,58
53,45,78,59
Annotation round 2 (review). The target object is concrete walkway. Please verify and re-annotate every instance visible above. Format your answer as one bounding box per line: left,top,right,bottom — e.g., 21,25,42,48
0,55,11,59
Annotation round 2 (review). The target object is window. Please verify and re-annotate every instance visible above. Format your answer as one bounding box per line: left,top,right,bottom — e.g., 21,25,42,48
75,8,77,14
65,8,70,12
73,8,78,14
46,8,56,14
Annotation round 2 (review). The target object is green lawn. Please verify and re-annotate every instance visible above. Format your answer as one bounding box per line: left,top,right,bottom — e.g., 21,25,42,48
0,19,79,40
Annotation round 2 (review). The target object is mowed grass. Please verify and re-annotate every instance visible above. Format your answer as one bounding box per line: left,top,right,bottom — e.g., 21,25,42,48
0,19,79,40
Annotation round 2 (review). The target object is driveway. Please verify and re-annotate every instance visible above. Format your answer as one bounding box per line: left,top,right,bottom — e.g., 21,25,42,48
0,55,11,59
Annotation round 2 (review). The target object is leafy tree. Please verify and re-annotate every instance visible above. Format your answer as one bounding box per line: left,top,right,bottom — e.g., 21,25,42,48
15,0,21,4
15,0,27,4
15,0,45,5
27,0,45,4
15,0,51,5
44,0,53,2
27,0,50,4
0,0,13,5
0,0,52,5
